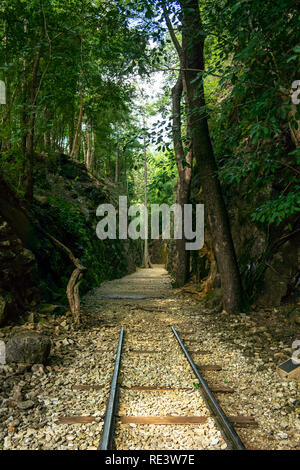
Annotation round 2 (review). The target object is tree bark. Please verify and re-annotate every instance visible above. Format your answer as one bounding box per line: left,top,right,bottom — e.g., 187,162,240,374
179,0,244,313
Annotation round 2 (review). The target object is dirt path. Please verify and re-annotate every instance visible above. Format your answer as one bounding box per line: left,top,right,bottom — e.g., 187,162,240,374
0,266,299,450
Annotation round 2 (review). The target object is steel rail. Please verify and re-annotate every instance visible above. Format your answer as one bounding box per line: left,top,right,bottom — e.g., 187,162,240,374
99,327,124,450
171,326,246,450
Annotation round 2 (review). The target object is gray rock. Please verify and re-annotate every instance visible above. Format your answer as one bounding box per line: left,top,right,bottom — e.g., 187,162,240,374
6,332,51,364
17,400,35,410
31,364,46,374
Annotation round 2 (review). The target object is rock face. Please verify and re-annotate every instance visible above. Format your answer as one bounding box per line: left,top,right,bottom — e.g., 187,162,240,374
0,216,39,325
189,185,300,307
256,241,300,306
5,332,51,364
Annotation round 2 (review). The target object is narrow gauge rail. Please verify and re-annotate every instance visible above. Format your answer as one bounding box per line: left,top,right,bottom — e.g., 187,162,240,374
99,327,246,450
99,327,124,450
171,327,245,450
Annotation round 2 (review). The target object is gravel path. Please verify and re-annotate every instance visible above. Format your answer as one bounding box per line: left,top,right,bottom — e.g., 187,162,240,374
0,266,299,450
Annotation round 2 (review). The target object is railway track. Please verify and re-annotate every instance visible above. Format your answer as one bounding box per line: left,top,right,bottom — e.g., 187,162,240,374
4,267,294,451
99,326,257,451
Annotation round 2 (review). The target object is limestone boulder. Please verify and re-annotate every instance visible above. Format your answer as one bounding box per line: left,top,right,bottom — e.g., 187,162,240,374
6,332,51,364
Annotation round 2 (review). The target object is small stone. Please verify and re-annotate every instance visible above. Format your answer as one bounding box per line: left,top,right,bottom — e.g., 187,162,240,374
4,436,12,448
12,384,23,402
211,438,219,445
17,400,35,410
277,432,288,439
31,364,46,374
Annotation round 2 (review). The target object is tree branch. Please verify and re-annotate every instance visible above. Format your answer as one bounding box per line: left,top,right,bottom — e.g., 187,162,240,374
161,2,183,62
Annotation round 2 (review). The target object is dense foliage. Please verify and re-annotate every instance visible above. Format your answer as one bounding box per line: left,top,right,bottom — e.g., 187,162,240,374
201,0,300,227
0,0,151,192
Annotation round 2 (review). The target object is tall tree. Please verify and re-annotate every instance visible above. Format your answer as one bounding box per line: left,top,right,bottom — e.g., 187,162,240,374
164,0,244,312
171,73,192,286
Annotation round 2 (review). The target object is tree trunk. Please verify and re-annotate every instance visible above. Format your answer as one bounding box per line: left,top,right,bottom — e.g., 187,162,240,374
172,73,193,286
91,129,95,171
82,138,86,164
24,41,42,201
115,121,119,183
107,152,111,177
85,122,91,170
20,44,28,190
142,100,151,268
69,106,75,154
77,133,81,162
70,92,84,158
179,0,244,313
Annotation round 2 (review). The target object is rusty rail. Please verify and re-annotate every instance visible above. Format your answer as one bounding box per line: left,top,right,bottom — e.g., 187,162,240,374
171,326,246,450
98,327,124,450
